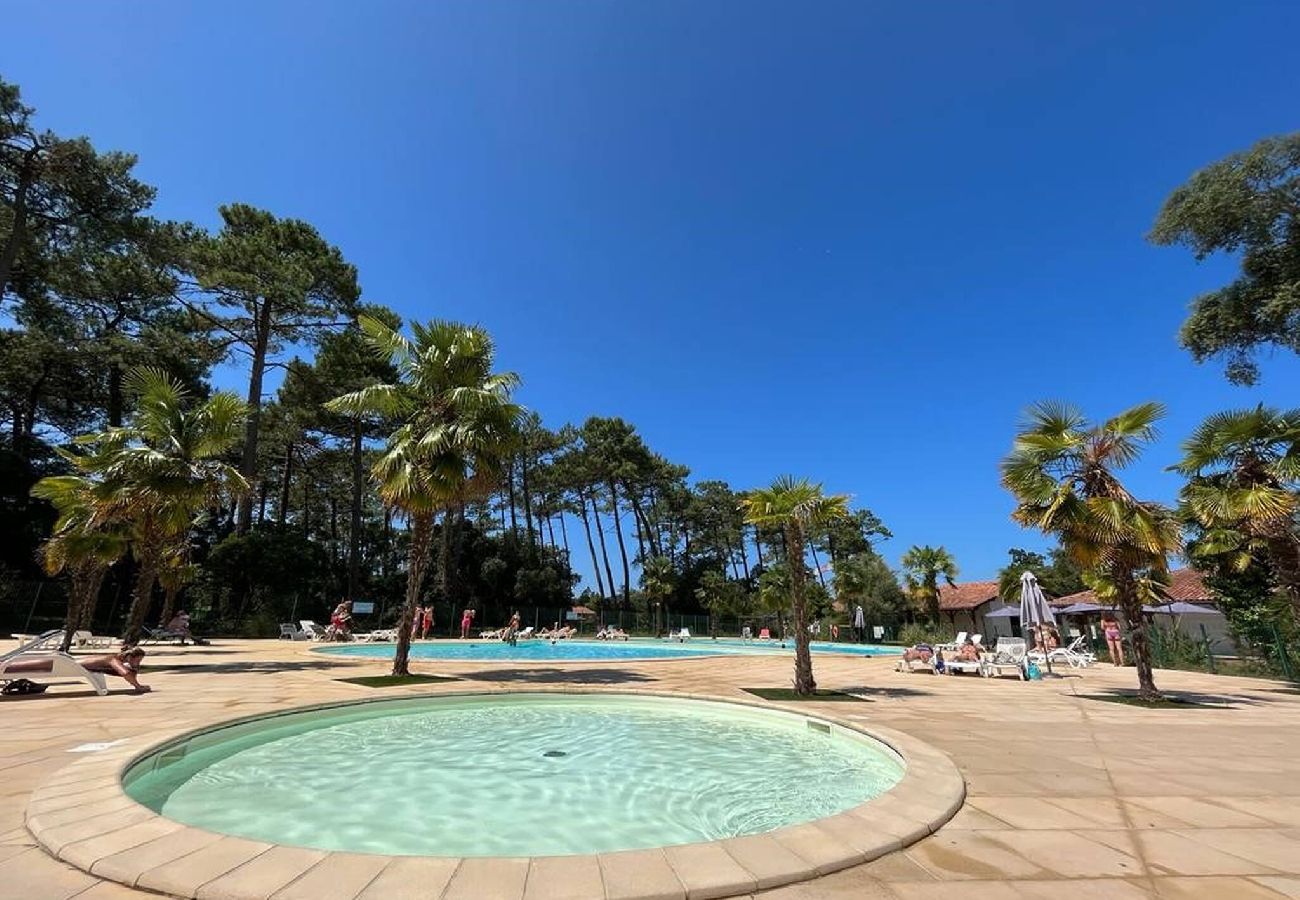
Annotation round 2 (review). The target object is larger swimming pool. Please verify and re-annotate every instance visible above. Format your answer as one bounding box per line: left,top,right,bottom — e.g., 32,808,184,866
317,637,901,662
123,693,905,857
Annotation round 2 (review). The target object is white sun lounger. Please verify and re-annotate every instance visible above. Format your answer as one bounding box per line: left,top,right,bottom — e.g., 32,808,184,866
0,649,109,696
71,631,116,649
669,628,690,642
300,621,328,641
981,637,1027,679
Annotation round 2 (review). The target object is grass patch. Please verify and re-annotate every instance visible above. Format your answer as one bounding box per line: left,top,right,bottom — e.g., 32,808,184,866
338,674,458,688
1080,692,1234,709
742,687,866,702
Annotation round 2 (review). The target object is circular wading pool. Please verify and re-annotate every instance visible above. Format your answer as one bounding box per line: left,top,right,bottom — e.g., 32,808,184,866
122,693,905,857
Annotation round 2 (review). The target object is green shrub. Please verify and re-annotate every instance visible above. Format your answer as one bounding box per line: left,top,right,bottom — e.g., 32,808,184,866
898,622,949,647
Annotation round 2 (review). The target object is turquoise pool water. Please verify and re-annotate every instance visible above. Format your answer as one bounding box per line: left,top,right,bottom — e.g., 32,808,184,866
317,637,901,662
124,694,904,856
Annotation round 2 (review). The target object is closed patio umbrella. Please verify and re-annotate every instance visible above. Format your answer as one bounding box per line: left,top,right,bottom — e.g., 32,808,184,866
1019,571,1058,675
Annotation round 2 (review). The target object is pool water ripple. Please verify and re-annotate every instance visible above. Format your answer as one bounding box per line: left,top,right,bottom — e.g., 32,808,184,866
124,694,904,857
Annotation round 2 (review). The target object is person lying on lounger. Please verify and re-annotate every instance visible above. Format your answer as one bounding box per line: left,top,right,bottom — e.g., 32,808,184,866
900,643,934,664
5,647,150,693
954,639,981,662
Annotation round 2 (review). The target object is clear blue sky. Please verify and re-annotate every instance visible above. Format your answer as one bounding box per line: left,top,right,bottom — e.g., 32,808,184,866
8,1,1300,586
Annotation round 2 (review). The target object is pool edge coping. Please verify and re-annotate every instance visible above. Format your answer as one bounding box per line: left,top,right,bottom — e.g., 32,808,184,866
25,687,965,900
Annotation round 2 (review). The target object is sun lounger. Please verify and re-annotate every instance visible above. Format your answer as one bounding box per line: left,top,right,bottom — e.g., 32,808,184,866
936,631,967,652
981,637,1027,679
8,631,63,651
71,631,116,649
142,625,190,645
0,650,109,695
669,628,690,642
516,626,535,640
279,623,309,641
896,646,941,674
1030,635,1096,668
300,620,328,641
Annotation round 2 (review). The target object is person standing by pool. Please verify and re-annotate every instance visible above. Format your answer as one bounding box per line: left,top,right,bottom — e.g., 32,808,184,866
460,607,475,639
421,605,434,639
503,610,521,646
1101,613,1125,666
853,605,865,642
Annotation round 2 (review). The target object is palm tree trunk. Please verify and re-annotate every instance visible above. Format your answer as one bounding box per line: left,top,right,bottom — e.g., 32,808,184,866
1116,568,1159,699
577,498,606,599
122,558,160,646
159,584,180,628
608,479,632,604
786,523,816,694
394,512,434,676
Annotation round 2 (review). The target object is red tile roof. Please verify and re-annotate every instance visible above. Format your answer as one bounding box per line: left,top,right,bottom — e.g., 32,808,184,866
1051,568,1213,607
937,580,1001,611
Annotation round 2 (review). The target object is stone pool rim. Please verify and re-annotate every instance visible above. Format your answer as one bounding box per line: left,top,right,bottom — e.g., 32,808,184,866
25,688,966,900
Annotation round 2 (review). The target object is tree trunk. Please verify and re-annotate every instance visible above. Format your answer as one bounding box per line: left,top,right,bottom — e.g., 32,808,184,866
591,492,618,604
277,443,293,525
507,460,519,538
121,557,160,646
1115,568,1159,699
577,497,606,599
440,510,453,601
61,566,105,653
810,544,828,587
348,424,363,602
608,479,632,604
557,514,570,558
159,584,180,628
393,512,434,676
107,364,125,428
737,538,751,580
236,303,274,534
545,514,557,549
1265,533,1300,624
786,523,816,694
520,453,536,554
0,146,39,298
257,481,269,523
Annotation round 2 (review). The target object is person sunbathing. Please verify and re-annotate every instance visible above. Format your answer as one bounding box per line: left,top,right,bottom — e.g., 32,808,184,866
900,643,934,664
5,647,150,693
954,639,981,662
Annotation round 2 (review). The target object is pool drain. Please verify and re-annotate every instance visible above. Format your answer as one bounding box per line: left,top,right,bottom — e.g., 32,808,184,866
543,750,567,758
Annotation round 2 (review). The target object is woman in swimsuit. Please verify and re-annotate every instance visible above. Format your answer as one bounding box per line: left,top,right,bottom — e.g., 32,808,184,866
6,647,150,693
421,606,434,639
1100,613,1124,666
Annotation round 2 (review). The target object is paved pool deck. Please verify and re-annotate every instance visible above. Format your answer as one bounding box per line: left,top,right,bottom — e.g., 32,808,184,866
2,638,1299,899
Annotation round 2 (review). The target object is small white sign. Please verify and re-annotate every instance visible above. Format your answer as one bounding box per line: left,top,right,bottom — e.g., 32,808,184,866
352,602,375,615
68,739,128,753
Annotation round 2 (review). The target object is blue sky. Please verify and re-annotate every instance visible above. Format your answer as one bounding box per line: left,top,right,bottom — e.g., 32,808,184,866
7,1,1300,585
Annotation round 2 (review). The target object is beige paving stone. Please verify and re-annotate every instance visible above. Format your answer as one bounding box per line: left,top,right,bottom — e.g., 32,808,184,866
1253,876,1300,898
770,823,861,875
1014,879,1154,899
91,827,225,885
1216,798,1300,827
267,851,391,900
599,848,686,900
1176,828,1300,873
983,829,1143,878
663,841,756,899
719,833,816,890
1138,831,1275,876
904,831,1051,881
0,847,100,899
1152,876,1292,898
805,814,902,861
354,856,460,900
196,846,328,900
38,806,155,855
524,854,605,900
442,855,529,900
60,818,183,871
137,836,272,897
1126,797,1276,828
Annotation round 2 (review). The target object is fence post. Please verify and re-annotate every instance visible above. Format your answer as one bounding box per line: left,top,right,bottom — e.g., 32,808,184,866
1198,623,1215,674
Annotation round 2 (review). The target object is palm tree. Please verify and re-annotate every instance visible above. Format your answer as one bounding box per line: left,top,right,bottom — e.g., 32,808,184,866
1173,406,1300,624
327,316,522,676
30,475,128,651
1001,401,1182,699
742,476,850,695
57,368,248,645
900,545,958,623
639,555,675,633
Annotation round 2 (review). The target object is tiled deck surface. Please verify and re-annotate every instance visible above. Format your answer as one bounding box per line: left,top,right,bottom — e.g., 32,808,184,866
3,639,1299,899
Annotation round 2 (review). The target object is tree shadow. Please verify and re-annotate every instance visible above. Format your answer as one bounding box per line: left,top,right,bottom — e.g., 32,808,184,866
837,685,932,699
452,667,659,685
146,660,349,675
1080,688,1261,708
1,685,149,701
